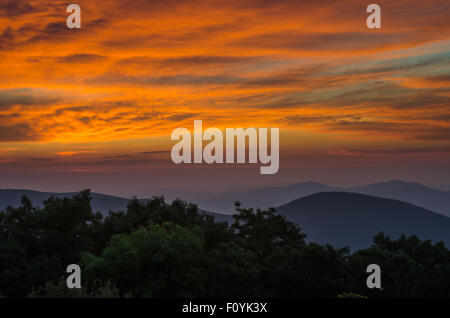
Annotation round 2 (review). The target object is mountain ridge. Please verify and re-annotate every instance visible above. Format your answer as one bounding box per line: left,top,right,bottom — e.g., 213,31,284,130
0,189,131,215
277,191,450,251
1,187,449,251
1,179,450,217
180,180,450,216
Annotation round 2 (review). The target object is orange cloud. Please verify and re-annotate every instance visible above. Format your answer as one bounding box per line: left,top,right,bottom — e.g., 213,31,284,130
0,0,448,168
56,150,98,156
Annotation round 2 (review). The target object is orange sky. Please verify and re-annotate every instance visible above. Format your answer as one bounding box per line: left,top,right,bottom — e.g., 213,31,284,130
0,0,449,195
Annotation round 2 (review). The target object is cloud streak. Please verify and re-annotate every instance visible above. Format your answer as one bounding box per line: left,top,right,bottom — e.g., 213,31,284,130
0,0,448,184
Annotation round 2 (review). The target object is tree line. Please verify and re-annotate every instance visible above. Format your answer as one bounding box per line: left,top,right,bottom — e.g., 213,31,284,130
0,190,448,298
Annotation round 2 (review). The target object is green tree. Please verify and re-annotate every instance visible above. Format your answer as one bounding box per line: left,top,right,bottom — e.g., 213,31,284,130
230,204,306,258
349,233,450,297
28,278,120,298
0,190,99,297
82,222,206,297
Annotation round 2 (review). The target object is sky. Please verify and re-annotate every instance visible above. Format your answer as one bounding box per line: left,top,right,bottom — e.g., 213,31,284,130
0,0,449,197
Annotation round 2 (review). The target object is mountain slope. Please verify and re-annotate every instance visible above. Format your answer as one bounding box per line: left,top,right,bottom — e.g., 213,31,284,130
191,180,450,217
190,182,338,214
351,180,450,217
0,189,228,220
0,189,130,215
2,188,450,252
277,192,450,250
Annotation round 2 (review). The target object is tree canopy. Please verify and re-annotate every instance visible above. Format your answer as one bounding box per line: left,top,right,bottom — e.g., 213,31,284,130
0,190,448,298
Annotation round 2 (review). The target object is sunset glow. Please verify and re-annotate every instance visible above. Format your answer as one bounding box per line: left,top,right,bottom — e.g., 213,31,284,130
1,0,449,195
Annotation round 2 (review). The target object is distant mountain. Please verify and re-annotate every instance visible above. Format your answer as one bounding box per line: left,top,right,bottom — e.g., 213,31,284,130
6,179,447,219
186,182,338,214
185,180,450,216
1,188,449,251
351,180,450,217
0,189,227,220
277,192,450,251
0,189,130,215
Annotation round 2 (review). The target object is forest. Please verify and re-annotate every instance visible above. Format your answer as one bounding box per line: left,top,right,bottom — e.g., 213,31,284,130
0,190,449,298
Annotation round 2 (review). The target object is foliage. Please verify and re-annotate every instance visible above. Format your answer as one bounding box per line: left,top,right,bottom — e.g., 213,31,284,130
337,292,367,298
82,222,206,297
28,278,120,298
0,190,449,298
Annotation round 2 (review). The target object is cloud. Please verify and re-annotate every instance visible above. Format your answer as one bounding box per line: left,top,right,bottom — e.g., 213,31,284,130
139,150,170,154
277,114,362,126
0,0,38,17
326,119,450,142
163,113,200,121
233,32,410,52
15,18,108,48
331,147,450,156
0,27,14,51
57,151,98,156
0,0,448,165
29,54,108,64
90,73,241,86
0,123,41,141
251,78,449,111
117,55,260,69
335,51,450,76
0,89,61,109
411,127,450,141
